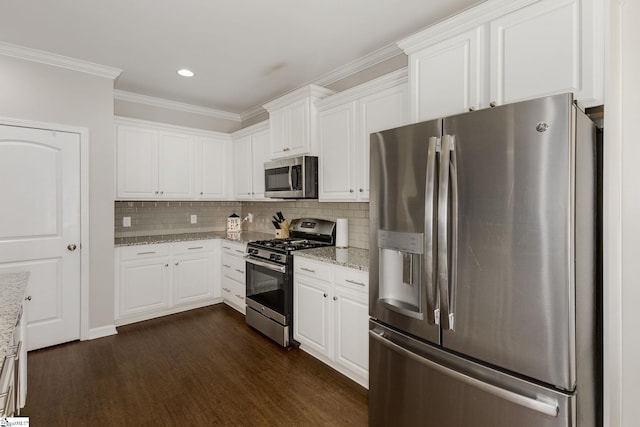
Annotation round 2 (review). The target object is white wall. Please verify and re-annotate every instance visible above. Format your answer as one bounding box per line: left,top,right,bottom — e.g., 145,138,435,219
0,55,116,331
605,1,640,426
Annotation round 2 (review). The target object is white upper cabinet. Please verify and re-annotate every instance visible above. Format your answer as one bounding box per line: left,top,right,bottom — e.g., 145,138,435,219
398,0,604,121
406,27,483,122
232,121,270,201
489,0,602,107
195,135,231,200
264,85,335,159
318,69,408,202
158,131,195,199
116,118,232,200
117,124,160,199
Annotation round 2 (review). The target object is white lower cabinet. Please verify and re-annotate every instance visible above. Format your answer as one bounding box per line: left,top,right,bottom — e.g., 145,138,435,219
115,240,221,325
293,256,369,388
221,241,247,314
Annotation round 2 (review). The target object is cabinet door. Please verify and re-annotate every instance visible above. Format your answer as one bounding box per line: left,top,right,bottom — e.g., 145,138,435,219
318,101,358,201
359,85,408,200
116,125,159,198
269,108,288,157
158,131,195,199
409,26,483,122
251,129,270,200
489,0,596,106
120,257,170,317
333,285,369,383
196,136,229,199
173,252,214,305
294,276,331,357
287,98,310,155
233,135,253,200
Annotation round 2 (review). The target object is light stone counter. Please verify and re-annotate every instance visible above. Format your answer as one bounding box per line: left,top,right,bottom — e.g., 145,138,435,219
0,272,28,372
295,247,369,271
115,231,274,247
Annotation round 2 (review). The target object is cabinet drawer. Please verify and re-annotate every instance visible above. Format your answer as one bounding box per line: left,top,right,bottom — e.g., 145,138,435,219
334,266,368,293
119,243,170,261
222,276,246,313
221,241,246,256
222,253,246,283
172,239,217,254
295,257,333,282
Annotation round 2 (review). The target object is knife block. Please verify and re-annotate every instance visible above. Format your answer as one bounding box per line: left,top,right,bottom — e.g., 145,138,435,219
275,221,290,238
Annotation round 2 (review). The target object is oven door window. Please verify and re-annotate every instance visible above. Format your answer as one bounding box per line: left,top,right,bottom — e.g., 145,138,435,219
246,262,287,314
265,166,291,192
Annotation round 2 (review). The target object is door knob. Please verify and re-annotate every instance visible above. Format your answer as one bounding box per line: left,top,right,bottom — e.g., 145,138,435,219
67,244,77,251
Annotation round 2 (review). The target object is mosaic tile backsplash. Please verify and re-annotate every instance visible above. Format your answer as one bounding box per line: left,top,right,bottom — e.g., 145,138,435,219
114,200,370,249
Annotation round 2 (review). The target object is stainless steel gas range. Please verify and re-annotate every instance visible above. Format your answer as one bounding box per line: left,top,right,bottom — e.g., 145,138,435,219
244,218,336,347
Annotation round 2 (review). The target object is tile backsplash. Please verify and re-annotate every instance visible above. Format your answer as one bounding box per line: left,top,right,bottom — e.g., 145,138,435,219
115,200,370,249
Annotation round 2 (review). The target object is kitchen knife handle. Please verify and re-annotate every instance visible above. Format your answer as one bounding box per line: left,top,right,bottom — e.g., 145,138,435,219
424,136,439,326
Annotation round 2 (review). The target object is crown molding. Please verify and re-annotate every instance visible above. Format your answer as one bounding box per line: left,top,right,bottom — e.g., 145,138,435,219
312,42,405,87
0,41,122,79
114,90,241,122
240,106,267,122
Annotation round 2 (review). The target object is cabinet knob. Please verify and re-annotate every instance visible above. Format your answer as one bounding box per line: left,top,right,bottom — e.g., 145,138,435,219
323,293,328,298
349,189,354,193
200,192,203,195
165,264,169,267
489,101,497,108
155,191,159,195
175,262,179,266
469,106,477,112
25,296,32,301
67,244,77,251
160,191,164,195
333,296,338,301
359,188,363,193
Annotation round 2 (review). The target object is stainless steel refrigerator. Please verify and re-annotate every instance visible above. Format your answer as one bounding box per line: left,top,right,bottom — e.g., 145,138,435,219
368,93,601,427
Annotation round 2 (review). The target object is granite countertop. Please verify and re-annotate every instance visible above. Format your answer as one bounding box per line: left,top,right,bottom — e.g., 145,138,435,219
0,272,28,373
295,247,369,271
115,231,275,247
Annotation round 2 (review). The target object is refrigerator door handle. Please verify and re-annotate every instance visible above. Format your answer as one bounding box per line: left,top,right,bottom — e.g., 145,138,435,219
369,329,560,418
425,136,439,325
437,135,456,330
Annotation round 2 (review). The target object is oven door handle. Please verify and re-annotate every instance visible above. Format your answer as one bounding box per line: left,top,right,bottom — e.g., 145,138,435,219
245,256,287,273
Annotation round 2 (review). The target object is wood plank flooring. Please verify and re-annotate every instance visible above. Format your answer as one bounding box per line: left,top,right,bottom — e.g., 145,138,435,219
22,304,368,426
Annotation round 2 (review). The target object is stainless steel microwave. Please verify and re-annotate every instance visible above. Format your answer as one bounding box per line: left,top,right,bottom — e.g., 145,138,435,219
264,156,318,199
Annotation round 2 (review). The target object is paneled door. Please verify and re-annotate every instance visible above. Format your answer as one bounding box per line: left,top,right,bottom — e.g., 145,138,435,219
0,125,81,350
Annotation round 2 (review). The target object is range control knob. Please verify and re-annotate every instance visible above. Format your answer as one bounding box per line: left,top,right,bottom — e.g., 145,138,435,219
270,254,281,261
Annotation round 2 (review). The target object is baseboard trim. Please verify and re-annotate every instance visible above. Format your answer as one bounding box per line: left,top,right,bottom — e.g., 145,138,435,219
87,324,118,340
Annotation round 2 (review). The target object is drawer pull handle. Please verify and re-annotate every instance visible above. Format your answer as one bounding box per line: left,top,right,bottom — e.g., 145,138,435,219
235,249,245,254
301,267,316,273
222,246,231,250
188,246,204,250
223,264,231,268
346,279,366,287
137,251,156,255
223,287,231,292
235,294,244,300
235,269,244,274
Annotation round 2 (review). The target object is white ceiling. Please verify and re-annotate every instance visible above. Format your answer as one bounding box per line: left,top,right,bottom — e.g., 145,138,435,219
0,0,483,117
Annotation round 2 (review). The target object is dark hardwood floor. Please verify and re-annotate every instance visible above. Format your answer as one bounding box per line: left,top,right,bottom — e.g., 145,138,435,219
22,304,368,426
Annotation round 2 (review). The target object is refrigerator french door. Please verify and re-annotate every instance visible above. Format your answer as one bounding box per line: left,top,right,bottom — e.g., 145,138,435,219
369,93,601,427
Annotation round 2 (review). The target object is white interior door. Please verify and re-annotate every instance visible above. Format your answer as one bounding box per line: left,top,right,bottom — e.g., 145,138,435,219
0,125,81,351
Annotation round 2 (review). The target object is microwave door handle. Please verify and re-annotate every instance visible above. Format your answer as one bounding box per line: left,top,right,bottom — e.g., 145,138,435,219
425,136,439,325
288,166,294,190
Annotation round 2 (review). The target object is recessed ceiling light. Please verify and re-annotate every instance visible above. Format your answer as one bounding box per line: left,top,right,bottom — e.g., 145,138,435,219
177,69,194,77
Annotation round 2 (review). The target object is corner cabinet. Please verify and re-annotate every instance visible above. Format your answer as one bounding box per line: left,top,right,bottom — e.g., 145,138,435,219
115,239,221,325
398,0,604,122
263,85,335,159
293,256,369,388
232,121,270,201
115,117,233,200
317,69,408,202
